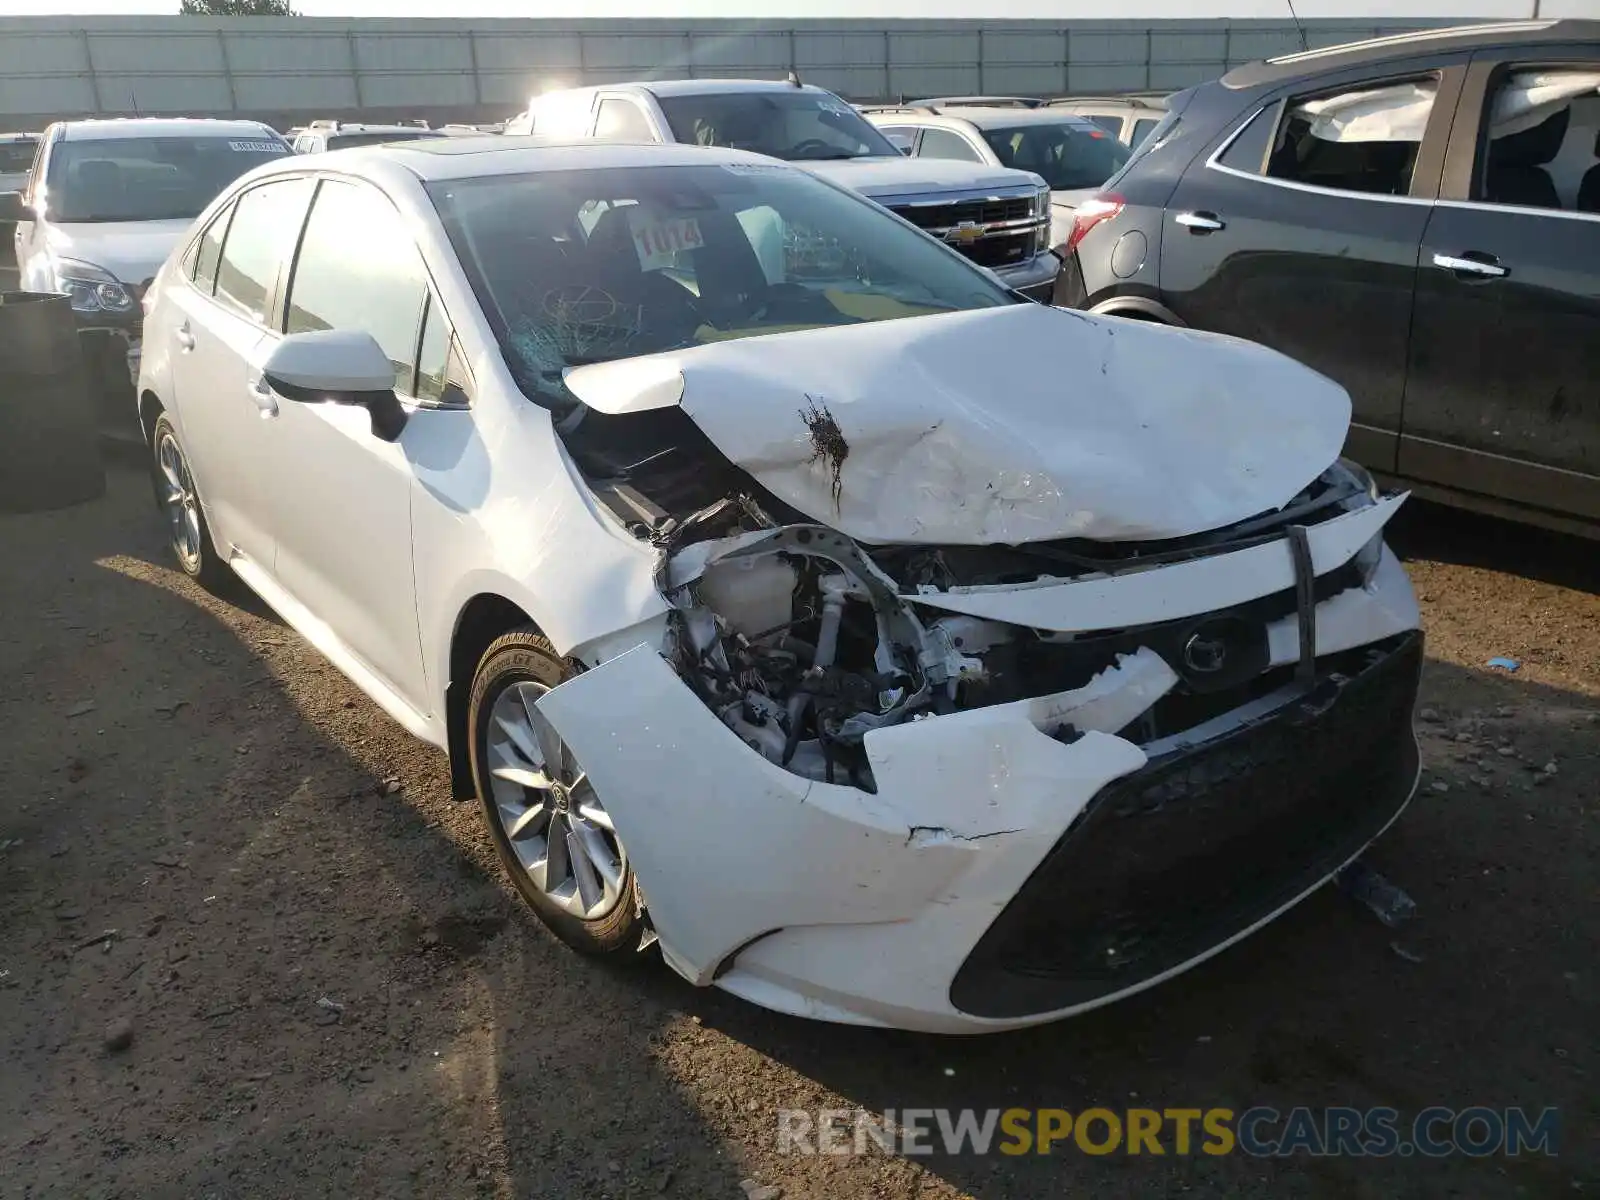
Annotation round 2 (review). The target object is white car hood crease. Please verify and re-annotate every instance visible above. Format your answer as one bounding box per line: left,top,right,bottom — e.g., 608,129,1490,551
563,304,1353,544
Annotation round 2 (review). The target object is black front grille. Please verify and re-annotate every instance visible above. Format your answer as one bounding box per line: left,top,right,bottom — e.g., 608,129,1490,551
949,631,1424,1019
961,234,1036,268
891,195,1035,230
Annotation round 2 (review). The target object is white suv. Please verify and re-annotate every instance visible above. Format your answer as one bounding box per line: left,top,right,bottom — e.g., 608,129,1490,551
507,79,1063,300
3,118,289,432
136,136,1422,1034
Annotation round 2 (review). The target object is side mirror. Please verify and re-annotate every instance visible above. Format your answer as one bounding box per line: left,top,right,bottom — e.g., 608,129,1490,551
262,329,408,442
0,191,28,222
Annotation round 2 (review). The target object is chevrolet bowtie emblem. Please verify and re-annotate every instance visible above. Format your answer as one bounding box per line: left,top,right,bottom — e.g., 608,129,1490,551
951,221,985,245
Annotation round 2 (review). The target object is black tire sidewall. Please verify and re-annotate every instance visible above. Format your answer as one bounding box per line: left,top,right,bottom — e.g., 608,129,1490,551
467,629,643,956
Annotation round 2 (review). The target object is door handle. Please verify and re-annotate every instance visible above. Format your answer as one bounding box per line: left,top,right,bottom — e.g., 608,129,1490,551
248,374,279,418
174,322,196,351
1433,252,1507,279
1175,211,1225,232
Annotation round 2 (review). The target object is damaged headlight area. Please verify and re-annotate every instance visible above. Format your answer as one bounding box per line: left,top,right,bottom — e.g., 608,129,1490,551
653,460,1393,794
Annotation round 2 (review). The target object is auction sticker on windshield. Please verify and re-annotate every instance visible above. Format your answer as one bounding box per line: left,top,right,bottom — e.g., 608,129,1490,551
228,140,287,153
628,211,704,271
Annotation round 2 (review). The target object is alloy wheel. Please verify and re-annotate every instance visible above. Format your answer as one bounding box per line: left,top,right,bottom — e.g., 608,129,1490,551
485,680,627,920
156,431,202,574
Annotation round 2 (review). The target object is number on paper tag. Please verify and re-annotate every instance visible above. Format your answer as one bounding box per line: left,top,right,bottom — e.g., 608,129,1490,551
627,212,704,271
229,140,287,153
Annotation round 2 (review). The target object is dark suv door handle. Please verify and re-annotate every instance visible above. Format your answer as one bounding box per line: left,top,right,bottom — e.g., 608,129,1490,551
1175,211,1225,232
1433,251,1508,279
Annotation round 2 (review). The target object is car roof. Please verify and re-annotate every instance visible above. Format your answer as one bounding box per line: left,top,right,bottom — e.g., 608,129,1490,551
57,117,280,141
1,131,40,142
285,137,804,182
623,78,836,99
915,95,1043,108
325,125,433,136
915,106,1109,131
1046,96,1165,111
1222,19,1600,89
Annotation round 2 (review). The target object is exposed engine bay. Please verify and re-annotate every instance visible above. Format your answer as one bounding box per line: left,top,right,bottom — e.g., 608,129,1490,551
562,400,1386,794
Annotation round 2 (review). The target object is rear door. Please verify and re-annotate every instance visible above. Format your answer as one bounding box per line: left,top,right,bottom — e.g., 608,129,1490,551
1159,58,1467,473
1400,47,1600,523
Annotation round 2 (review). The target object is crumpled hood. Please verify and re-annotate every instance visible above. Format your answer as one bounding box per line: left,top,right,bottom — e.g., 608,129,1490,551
44,219,193,286
799,155,1043,201
563,304,1352,544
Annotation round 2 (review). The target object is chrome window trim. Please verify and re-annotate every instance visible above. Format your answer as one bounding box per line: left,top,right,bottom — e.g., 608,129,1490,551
1435,198,1600,225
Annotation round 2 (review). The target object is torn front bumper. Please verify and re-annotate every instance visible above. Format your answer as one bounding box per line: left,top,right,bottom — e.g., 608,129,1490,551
950,629,1422,1020
534,535,1424,1033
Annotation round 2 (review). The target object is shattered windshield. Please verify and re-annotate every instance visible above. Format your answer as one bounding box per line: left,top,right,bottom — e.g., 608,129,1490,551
980,123,1132,190
656,91,900,161
428,162,1014,408
45,135,289,222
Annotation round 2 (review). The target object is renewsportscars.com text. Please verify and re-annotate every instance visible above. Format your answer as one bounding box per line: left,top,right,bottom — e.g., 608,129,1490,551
777,1106,1560,1159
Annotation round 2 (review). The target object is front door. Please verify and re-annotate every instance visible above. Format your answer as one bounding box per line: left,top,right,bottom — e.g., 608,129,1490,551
1401,51,1600,522
259,176,440,713
1160,61,1465,472
164,176,313,565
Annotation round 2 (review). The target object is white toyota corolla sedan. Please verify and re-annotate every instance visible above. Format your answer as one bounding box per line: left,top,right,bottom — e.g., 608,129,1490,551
137,137,1424,1034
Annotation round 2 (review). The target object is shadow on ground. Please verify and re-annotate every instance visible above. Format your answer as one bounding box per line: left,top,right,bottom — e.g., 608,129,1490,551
0,465,740,1198
2,468,1593,1199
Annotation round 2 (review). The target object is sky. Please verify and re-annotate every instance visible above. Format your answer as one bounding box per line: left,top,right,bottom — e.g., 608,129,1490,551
0,0,1576,17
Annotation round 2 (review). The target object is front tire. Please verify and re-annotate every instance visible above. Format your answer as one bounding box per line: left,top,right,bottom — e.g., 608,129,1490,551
149,413,230,592
468,628,645,956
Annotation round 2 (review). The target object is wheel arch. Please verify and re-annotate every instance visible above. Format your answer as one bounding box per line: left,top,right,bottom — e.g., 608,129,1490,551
138,388,165,445
446,592,542,800
1087,295,1185,325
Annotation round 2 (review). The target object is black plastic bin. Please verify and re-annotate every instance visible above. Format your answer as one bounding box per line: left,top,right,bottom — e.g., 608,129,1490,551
0,291,105,513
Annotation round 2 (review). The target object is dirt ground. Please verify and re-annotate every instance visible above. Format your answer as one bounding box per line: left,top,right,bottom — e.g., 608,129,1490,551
2,459,1595,1199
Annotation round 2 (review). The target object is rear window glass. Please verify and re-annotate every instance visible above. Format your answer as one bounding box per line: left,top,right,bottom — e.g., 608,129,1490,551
981,122,1131,190
1216,104,1280,174
0,140,36,172
1103,106,1183,189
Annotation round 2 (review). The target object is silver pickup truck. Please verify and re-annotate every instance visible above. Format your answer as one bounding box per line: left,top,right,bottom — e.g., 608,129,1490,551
505,78,1061,300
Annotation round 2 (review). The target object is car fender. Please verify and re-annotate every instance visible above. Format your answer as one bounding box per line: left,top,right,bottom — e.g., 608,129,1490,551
411,394,670,727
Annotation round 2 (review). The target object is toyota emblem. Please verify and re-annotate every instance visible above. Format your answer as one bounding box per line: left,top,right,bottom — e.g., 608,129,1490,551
1182,633,1228,674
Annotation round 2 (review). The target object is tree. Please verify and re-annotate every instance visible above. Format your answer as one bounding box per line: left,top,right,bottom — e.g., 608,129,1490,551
179,0,299,14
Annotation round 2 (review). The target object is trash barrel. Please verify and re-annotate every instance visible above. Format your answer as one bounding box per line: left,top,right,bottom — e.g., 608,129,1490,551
0,291,105,513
